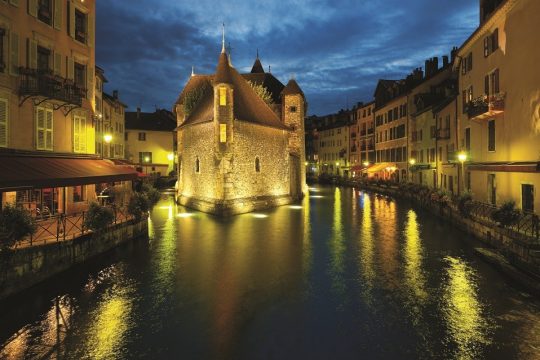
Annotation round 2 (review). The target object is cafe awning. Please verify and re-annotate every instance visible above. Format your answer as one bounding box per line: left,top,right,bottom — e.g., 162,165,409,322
366,162,397,173
0,154,139,191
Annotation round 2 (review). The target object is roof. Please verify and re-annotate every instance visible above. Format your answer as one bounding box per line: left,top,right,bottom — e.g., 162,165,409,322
179,52,288,131
251,57,265,73
242,72,285,104
103,92,127,108
282,79,305,99
125,109,176,131
0,155,138,191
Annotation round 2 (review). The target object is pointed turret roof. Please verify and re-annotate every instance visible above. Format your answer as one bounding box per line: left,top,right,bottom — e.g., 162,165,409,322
251,57,265,73
214,51,234,84
282,79,305,99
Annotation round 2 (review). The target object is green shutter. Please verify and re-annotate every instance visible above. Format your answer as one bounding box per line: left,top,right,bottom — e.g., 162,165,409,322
28,38,38,69
28,0,37,17
9,32,19,75
54,0,62,30
0,98,8,147
68,1,75,38
45,109,53,150
73,115,80,152
36,107,45,149
67,56,74,80
86,64,93,100
87,13,94,47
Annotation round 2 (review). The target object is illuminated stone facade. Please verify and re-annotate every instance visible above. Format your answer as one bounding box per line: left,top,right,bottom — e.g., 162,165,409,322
174,48,306,215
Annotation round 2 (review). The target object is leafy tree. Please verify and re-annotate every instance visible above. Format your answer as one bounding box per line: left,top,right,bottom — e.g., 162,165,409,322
247,81,274,106
0,205,36,252
128,193,150,221
83,202,114,233
491,201,521,227
183,81,211,116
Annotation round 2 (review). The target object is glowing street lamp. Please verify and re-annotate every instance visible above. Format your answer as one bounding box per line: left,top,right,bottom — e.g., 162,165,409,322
167,153,175,161
363,161,370,167
409,158,416,165
458,151,467,194
103,133,112,143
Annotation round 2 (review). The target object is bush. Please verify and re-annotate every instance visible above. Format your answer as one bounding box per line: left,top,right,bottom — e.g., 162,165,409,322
141,183,161,207
490,201,521,227
0,205,36,251
128,192,150,221
456,191,473,217
83,202,114,232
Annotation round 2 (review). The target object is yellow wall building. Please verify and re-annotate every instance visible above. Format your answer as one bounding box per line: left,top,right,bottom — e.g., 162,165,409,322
350,101,375,176
456,0,540,213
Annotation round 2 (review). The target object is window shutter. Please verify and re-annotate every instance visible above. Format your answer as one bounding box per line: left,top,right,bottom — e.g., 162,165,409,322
9,32,19,75
9,0,19,6
45,109,53,150
73,115,80,152
86,64,93,100
493,69,499,94
54,0,62,30
492,29,499,51
483,37,489,57
80,115,86,152
69,1,76,38
467,52,473,71
0,98,8,147
53,51,61,76
28,0,37,17
67,56,74,79
87,13,94,47
484,75,489,96
28,38,38,69
36,107,45,149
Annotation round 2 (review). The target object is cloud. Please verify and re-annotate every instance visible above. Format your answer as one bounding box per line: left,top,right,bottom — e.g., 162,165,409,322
96,0,478,115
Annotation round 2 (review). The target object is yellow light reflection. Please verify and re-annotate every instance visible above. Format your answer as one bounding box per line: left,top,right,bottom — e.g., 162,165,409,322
310,195,324,198
403,210,427,303
289,205,303,210
359,193,375,304
251,213,268,218
177,212,195,218
443,256,491,360
330,187,346,303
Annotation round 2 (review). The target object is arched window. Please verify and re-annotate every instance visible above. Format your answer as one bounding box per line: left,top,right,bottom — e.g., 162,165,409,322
195,157,200,173
255,157,260,173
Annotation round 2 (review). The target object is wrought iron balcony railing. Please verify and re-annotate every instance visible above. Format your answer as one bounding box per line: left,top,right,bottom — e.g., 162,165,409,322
467,93,505,120
18,68,86,107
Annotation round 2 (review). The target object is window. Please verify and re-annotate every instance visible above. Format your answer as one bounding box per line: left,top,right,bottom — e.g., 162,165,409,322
75,8,87,43
487,174,496,205
36,106,53,150
462,52,473,74
37,46,50,72
484,28,499,57
465,128,471,151
220,123,227,143
138,132,146,141
522,184,534,213
255,157,260,172
490,69,500,95
72,185,86,202
195,157,200,173
219,87,227,106
124,132,128,141
139,152,152,164
488,119,496,151
38,0,52,25
74,62,85,90
73,114,87,153
290,106,297,113
0,29,4,73
0,98,7,147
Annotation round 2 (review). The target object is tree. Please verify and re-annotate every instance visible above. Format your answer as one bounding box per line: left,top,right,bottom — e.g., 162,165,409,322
128,193,150,221
0,205,36,252
83,202,114,233
247,81,274,106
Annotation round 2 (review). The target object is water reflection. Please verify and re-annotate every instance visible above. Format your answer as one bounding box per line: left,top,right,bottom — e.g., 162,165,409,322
403,210,428,304
374,196,399,289
358,192,375,304
442,256,491,360
329,187,346,307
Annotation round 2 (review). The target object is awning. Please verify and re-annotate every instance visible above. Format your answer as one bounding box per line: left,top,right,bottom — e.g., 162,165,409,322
366,162,397,173
467,162,540,173
0,155,138,191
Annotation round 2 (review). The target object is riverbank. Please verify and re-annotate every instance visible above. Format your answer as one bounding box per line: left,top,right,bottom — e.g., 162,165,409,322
317,179,540,294
0,218,148,300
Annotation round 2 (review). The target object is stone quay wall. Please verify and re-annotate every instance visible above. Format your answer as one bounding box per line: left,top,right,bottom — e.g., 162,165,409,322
0,219,148,300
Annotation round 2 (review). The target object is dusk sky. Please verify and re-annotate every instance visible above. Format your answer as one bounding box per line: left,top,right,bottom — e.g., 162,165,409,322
96,1,479,116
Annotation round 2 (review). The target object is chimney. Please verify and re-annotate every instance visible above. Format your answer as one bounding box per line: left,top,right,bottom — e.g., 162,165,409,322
451,46,458,63
137,107,141,119
443,55,449,67
432,57,439,72
425,60,430,77
113,90,118,99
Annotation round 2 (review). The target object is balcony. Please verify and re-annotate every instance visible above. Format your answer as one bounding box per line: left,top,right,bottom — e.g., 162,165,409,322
367,128,374,135
19,68,85,109
436,128,451,140
467,93,505,120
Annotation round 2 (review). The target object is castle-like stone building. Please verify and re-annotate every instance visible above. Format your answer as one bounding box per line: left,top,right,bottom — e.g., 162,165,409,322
173,42,307,215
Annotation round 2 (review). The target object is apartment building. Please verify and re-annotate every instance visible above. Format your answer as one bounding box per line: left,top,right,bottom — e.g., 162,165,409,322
102,91,126,159
456,0,540,213
350,101,375,177
0,1,136,215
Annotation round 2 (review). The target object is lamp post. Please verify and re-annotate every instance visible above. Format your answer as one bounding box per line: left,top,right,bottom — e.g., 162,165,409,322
409,158,416,183
144,156,150,174
457,152,467,194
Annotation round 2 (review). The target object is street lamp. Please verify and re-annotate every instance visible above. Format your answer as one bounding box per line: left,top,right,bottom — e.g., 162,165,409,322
144,156,150,174
363,161,369,167
167,153,174,161
103,133,112,159
409,158,416,165
458,151,467,194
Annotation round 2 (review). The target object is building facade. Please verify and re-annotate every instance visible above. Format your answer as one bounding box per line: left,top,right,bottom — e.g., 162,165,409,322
351,101,375,177
457,0,540,213
174,45,307,215
125,108,176,177
103,91,126,159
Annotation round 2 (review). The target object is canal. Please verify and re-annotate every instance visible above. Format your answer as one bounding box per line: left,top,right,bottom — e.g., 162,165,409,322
0,186,539,359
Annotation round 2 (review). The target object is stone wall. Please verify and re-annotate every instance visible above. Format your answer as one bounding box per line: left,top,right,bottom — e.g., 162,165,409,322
283,94,308,196
0,219,148,300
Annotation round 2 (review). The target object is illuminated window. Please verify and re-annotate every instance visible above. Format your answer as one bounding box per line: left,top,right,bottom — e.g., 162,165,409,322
219,87,227,106
220,123,227,143
72,185,86,202
255,157,260,172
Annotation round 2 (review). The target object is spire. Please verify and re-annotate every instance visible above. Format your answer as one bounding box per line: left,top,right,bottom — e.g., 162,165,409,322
256,48,259,59
191,66,195,76
221,23,226,53
250,50,265,74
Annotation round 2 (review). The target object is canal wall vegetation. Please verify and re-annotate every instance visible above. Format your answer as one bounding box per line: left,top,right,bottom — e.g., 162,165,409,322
0,218,148,300
318,177,540,293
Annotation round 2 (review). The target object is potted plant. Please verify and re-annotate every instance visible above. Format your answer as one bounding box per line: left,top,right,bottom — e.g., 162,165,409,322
490,201,521,228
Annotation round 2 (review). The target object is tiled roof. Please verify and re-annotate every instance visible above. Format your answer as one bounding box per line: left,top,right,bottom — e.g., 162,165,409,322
242,72,285,104
281,79,305,99
125,109,176,131
214,52,234,84
250,57,265,73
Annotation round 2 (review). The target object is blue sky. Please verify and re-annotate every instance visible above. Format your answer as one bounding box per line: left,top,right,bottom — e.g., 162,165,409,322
96,0,478,115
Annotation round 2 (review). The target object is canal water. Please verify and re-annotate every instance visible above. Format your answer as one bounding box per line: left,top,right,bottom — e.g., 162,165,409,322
0,186,539,359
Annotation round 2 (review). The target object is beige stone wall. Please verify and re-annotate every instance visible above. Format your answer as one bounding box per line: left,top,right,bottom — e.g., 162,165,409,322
283,94,307,194
125,129,174,176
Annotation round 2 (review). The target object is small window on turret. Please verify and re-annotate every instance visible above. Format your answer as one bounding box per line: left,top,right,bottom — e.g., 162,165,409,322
290,106,297,113
255,157,260,173
219,87,227,106
195,157,200,173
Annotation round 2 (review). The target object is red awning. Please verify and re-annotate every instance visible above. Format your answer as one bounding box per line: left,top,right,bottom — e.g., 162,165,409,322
0,155,138,191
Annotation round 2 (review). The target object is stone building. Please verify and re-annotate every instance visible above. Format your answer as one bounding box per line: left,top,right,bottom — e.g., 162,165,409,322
173,43,307,215
456,0,540,213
